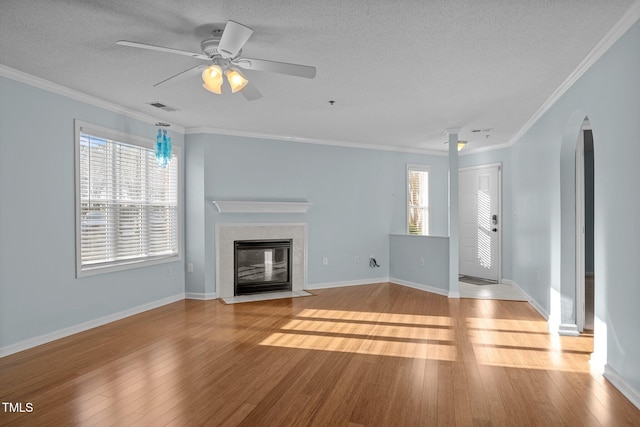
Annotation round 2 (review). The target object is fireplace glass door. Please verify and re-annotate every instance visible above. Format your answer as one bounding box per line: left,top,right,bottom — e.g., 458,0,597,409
234,239,292,295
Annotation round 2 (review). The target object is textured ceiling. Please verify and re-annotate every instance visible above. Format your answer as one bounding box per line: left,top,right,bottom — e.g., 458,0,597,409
0,0,636,152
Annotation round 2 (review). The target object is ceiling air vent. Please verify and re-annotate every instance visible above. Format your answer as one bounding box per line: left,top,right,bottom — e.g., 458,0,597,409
146,101,180,112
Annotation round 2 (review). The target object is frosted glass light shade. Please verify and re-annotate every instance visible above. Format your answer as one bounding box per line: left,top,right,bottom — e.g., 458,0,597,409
202,65,223,94
226,68,248,93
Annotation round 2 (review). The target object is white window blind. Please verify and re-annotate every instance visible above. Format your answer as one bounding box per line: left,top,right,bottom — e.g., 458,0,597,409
76,123,179,276
408,166,430,235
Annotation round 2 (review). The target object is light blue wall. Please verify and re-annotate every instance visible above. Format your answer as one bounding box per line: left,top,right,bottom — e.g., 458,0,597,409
510,20,640,395
459,147,513,280
0,77,185,350
389,235,449,292
185,139,207,295
184,133,450,291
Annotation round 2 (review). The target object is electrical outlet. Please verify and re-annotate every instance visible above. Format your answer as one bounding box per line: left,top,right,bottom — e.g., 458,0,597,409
355,256,360,264
166,266,172,276
323,257,328,265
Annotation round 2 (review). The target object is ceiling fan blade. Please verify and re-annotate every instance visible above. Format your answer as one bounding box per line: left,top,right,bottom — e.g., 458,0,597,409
153,64,207,87
218,20,254,58
116,40,210,60
240,82,262,101
233,57,316,79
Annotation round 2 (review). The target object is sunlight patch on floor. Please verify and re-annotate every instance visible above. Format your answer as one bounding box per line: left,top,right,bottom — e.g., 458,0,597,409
260,309,456,360
295,308,454,327
280,319,454,341
467,317,593,373
259,331,457,361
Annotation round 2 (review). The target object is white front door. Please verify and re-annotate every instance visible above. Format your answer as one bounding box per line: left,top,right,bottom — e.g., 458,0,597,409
459,165,500,281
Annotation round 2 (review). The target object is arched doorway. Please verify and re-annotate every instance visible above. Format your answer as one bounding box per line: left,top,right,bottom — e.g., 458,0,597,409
558,111,605,370
558,111,593,336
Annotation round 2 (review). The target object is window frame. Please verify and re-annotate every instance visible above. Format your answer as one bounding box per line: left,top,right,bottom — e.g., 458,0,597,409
74,120,182,278
406,164,431,235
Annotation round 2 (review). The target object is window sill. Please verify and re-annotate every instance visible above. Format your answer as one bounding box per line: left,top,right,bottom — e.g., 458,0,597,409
77,254,181,278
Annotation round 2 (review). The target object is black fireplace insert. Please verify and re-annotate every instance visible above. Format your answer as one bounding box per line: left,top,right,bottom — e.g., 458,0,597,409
234,239,292,295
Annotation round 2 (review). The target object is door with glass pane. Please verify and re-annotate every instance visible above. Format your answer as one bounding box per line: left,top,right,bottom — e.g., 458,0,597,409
459,165,500,281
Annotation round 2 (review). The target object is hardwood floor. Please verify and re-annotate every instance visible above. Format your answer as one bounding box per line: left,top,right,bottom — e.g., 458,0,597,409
1,283,639,426
458,281,528,301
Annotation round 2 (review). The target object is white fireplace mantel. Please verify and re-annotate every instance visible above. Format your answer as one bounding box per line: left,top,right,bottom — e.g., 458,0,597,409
212,200,312,214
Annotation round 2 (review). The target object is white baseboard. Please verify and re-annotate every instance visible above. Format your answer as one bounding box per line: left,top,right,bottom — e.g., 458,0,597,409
558,323,580,336
389,278,449,297
185,292,218,300
502,279,550,320
0,292,185,358
604,364,640,410
305,277,389,290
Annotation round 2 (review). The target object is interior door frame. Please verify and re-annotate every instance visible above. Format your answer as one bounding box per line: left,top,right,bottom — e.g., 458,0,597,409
458,162,502,283
576,124,589,332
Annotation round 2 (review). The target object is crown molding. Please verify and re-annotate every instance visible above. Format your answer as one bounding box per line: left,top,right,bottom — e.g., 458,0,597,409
508,1,640,147
185,126,446,156
0,63,504,157
1,64,441,154
0,64,186,134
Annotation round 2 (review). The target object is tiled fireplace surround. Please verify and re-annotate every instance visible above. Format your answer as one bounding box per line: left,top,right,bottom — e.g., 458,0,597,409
215,223,307,298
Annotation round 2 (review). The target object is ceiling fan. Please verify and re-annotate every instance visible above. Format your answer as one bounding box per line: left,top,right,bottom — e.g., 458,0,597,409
116,20,317,101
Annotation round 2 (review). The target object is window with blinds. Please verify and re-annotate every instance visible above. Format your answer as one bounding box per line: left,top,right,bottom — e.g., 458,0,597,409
407,165,430,235
75,122,179,277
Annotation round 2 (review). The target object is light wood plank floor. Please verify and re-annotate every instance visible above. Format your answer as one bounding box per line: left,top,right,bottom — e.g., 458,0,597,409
458,281,528,301
1,283,639,426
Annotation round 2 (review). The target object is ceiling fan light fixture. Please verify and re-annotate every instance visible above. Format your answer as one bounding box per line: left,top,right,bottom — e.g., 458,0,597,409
117,20,315,101
226,68,248,93
202,65,223,94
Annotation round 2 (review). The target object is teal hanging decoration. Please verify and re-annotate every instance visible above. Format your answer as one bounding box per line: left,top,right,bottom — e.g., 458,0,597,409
156,128,172,168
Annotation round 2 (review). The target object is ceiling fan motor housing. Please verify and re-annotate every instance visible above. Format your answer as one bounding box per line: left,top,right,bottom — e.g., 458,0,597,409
200,37,222,57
